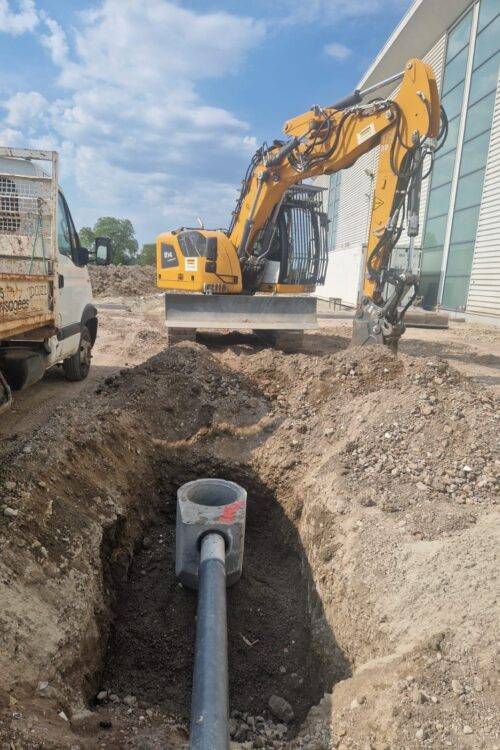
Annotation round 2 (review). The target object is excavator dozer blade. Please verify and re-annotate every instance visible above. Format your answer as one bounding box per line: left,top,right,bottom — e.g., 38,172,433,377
164,293,318,331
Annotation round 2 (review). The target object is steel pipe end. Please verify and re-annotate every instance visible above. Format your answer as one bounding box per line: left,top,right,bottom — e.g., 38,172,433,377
175,478,247,590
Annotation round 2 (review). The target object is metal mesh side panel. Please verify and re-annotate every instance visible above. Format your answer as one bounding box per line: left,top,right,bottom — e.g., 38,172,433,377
279,185,328,286
0,161,55,276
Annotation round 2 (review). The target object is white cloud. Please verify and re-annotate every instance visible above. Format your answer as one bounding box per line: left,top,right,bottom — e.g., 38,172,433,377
62,1,265,91
0,0,266,241
3,90,48,127
40,16,69,65
324,42,351,60
0,126,24,144
0,0,38,35
0,0,407,243
275,0,408,25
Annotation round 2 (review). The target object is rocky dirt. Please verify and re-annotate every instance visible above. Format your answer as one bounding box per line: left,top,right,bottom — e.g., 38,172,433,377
89,265,157,298
0,310,498,749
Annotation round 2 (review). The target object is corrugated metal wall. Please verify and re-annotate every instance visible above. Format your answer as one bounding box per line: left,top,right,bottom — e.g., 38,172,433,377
333,149,377,248
466,74,500,317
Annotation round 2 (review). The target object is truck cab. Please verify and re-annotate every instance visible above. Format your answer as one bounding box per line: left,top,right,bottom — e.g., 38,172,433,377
0,147,112,412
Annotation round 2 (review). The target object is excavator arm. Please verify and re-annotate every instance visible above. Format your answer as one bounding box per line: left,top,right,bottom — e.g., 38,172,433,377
229,58,443,348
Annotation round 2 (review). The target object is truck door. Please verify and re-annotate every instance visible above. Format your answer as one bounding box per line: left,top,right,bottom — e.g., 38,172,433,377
56,192,93,358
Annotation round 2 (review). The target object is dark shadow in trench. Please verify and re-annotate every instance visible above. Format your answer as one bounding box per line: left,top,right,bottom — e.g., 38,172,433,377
195,329,349,357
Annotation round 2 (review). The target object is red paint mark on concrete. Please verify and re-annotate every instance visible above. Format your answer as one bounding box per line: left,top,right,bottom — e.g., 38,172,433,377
219,499,244,523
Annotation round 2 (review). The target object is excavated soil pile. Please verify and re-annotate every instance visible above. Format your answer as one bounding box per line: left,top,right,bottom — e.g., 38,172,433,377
89,265,157,297
0,340,498,749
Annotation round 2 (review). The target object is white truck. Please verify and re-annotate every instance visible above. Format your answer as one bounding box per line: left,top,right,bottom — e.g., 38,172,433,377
0,147,112,413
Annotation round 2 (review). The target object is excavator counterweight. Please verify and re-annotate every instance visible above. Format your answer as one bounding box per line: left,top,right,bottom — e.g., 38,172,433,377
157,58,446,350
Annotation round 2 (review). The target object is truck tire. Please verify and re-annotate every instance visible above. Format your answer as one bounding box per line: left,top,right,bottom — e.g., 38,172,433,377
63,325,92,382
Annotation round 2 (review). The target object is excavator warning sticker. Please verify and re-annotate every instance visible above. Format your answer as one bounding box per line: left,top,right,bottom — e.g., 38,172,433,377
357,123,376,145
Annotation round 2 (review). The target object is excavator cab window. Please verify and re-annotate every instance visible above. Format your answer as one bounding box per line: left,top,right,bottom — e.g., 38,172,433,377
178,231,209,257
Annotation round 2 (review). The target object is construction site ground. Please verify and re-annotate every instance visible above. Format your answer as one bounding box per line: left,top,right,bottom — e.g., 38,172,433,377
0,269,498,749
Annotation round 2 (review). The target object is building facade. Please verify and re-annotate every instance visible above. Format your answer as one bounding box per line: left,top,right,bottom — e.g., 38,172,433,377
317,0,499,322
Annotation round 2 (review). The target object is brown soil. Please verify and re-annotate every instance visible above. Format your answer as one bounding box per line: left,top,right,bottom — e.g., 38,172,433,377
0,306,498,750
89,265,157,298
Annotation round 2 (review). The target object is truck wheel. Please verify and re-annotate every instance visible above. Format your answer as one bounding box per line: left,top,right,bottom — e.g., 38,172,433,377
63,325,92,382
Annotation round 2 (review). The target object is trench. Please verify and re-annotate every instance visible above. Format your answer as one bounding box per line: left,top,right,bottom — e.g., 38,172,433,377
97,451,349,736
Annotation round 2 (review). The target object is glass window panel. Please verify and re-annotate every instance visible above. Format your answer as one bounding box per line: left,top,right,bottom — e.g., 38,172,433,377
442,274,470,309
445,242,475,275
478,0,499,31
464,91,496,141
423,215,447,247
442,115,461,154
450,204,481,244
431,150,456,187
447,10,473,60
419,274,440,308
460,130,492,175
442,81,465,120
57,194,72,258
427,181,453,218
420,247,444,273
443,46,469,92
454,169,486,211
473,14,500,69
469,52,499,104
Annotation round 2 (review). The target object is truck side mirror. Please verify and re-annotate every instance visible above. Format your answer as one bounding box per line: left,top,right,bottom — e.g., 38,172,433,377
77,246,89,266
93,237,113,266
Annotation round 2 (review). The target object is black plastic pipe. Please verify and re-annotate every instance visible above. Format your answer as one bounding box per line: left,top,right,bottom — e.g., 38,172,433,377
190,533,229,750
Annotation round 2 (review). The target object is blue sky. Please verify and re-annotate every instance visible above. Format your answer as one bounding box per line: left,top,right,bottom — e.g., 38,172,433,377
0,0,411,245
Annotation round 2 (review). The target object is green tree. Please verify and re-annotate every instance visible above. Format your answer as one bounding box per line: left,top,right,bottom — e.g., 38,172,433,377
79,226,95,250
78,217,139,265
139,242,156,266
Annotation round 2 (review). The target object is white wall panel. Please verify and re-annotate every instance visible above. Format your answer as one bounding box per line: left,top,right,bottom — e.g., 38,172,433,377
334,150,377,248
467,73,500,317
316,245,364,307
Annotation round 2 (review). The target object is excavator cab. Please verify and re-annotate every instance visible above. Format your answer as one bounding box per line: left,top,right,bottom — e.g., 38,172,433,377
245,184,328,294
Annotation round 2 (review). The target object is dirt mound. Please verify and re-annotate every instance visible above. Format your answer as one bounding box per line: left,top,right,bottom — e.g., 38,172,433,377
89,264,157,297
0,341,498,748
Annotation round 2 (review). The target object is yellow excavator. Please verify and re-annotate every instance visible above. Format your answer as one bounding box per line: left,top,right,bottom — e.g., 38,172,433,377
156,58,446,350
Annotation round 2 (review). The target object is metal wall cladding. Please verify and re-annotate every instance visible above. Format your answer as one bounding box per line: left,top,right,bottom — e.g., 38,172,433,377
466,80,500,317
